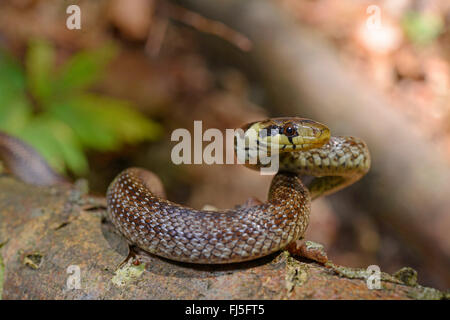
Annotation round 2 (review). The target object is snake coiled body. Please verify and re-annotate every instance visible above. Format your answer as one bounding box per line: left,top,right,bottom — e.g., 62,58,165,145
0,118,370,264
106,118,370,263
107,169,310,263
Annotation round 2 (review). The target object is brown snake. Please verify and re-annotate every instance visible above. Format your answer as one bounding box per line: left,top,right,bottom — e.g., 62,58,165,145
0,118,370,264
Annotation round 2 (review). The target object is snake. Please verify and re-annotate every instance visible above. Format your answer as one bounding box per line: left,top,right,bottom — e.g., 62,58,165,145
0,117,370,264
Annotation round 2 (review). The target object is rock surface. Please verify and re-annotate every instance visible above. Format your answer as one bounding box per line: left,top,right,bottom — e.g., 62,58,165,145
0,177,446,299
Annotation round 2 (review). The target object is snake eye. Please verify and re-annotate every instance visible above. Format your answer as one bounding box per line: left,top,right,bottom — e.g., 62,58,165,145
283,124,296,137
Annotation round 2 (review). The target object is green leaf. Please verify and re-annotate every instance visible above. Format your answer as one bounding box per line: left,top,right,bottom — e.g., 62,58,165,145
402,11,444,46
77,94,162,144
0,49,32,133
0,49,26,95
45,118,89,175
1,42,161,177
26,39,55,105
49,94,162,151
0,95,32,134
17,116,88,175
55,43,118,94
17,119,66,174
48,97,119,151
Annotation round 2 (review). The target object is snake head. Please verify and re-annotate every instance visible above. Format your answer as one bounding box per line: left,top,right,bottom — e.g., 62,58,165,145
241,117,330,152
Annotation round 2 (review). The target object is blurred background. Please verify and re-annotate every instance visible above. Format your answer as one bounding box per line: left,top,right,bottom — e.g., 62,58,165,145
0,0,449,290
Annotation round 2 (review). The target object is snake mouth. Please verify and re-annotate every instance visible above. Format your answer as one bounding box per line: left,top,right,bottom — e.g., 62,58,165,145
271,141,328,151
256,141,327,154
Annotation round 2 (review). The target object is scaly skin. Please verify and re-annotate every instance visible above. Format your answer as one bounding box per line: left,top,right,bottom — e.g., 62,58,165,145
279,136,370,199
107,168,310,263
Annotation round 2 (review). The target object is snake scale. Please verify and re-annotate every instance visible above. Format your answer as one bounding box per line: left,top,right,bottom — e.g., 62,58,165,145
0,117,370,264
